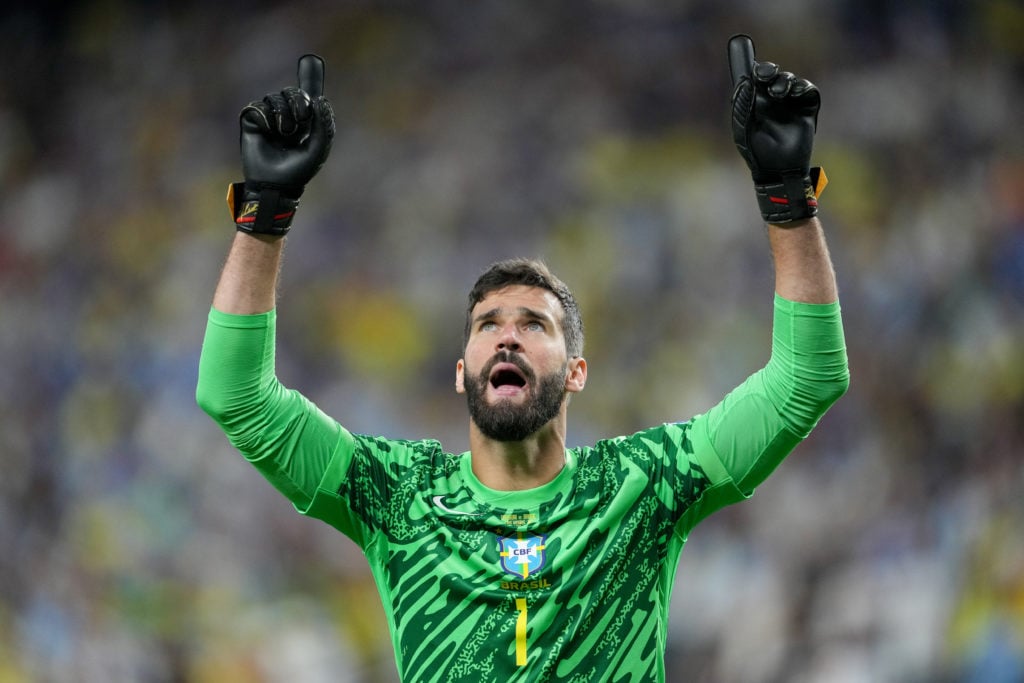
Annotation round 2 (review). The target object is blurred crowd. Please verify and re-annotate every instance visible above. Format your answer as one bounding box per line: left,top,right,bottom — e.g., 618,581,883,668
1,0,1022,681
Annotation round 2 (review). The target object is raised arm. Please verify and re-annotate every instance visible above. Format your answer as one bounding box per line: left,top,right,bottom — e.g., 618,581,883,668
199,53,337,448
728,34,836,304
680,37,849,498
213,54,335,314
197,55,341,506
768,217,837,304
213,233,285,314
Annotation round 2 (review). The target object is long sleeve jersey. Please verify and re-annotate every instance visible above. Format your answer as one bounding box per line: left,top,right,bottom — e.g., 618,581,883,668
196,294,849,682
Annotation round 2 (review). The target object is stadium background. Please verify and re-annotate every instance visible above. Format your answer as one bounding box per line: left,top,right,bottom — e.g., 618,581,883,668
1,1,1022,680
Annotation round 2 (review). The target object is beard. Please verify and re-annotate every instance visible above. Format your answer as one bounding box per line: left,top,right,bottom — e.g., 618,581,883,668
463,352,567,442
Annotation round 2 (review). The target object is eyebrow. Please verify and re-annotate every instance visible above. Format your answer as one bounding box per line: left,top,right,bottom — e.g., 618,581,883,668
472,306,555,326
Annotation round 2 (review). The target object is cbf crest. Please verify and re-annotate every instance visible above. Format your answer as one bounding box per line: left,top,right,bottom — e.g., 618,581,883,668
498,532,547,578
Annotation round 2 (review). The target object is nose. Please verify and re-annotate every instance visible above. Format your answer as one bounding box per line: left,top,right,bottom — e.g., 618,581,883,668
496,325,522,352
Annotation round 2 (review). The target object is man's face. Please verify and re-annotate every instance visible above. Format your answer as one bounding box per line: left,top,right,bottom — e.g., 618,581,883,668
456,285,585,442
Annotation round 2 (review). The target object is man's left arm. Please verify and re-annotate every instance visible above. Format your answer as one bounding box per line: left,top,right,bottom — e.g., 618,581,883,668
728,33,838,304
681,37,850,507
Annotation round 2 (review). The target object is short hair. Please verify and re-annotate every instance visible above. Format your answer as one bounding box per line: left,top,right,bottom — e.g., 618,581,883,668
464,258,584,357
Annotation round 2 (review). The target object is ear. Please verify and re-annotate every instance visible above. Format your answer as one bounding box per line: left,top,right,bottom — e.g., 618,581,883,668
455,359,466,394
564,357,587,394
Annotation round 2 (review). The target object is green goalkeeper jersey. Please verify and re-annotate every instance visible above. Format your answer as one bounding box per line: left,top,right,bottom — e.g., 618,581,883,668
197,295,848,682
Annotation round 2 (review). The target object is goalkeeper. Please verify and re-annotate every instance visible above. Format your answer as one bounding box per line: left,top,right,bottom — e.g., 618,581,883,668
197,35,849,682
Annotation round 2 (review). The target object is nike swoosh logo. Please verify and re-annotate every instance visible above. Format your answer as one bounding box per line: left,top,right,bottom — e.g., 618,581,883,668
432,495,484,517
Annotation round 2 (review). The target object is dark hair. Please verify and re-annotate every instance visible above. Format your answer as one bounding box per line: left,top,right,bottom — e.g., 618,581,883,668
464,258,584,357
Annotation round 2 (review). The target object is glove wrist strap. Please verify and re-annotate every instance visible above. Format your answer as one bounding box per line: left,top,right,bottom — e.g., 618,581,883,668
227,182,301,236
753,167,826,224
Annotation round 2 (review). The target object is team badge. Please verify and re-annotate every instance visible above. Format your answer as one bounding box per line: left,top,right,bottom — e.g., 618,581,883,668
498,532,547,578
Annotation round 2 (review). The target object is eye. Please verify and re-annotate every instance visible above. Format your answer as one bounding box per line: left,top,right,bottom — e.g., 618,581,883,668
479,321,498,332
524,321,544,332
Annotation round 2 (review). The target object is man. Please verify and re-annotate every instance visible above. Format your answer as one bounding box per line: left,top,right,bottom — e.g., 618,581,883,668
197,35,849,681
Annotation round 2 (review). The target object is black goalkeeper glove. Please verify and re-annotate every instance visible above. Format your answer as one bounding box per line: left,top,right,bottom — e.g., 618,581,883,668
228,54,336,236
728,34,826,224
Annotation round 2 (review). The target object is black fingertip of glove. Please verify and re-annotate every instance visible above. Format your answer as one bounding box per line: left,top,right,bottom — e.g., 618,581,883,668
298,54,326,99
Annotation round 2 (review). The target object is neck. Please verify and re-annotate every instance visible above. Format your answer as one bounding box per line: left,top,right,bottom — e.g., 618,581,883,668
468,419,568,491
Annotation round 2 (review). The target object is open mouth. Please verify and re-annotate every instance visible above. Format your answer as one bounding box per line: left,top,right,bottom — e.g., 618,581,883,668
489,363,528,391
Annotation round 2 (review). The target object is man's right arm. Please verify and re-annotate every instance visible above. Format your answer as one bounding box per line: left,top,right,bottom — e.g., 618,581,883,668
196,302,344,512
197,55,338,503
212,53,334,316
212,232,285,315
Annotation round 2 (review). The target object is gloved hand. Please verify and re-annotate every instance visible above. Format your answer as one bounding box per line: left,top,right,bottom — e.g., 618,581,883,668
229,54,336,235
728,34,826,224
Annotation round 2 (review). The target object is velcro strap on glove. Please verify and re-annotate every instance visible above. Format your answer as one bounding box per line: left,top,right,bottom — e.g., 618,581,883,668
227,182,301,236
754,167,828,224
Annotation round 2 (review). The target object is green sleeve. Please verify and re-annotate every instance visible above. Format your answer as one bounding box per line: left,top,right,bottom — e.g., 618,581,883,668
196,307,352,514
690,295,849,497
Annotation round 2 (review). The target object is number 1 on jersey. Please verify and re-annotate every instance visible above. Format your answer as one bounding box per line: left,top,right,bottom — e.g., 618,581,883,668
515,598,528,666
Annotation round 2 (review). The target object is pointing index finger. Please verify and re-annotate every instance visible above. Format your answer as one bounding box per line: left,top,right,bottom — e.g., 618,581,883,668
728,34,755,86
297,54,325,98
